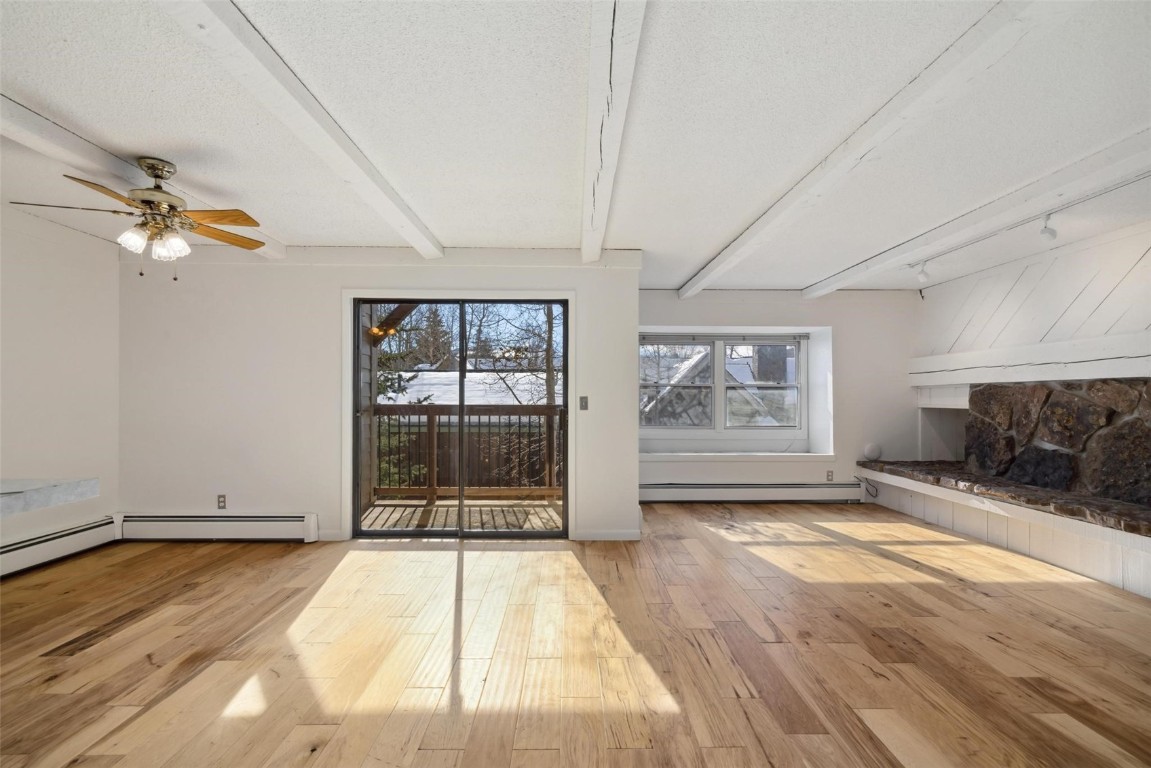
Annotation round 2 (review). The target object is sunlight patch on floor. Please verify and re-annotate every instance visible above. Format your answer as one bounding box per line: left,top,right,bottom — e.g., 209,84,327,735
221,674,267,718
814,521,966,542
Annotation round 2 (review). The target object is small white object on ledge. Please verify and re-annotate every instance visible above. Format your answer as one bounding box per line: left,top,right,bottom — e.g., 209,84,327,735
863,444,883,461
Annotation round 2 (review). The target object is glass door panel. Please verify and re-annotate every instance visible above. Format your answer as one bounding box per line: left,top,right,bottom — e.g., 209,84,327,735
358,301,462,535
460,302,566,535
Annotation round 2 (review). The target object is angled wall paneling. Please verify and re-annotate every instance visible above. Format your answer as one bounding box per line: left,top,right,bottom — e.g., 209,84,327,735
911,224,1151,386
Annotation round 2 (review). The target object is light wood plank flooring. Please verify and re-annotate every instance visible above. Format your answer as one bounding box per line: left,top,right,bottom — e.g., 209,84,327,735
3,502,1150,767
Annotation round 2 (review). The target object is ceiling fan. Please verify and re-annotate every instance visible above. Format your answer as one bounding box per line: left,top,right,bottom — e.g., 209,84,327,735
9,157,264,260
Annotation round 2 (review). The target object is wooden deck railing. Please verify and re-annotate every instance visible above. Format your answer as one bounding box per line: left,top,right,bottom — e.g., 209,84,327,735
373,404,565,503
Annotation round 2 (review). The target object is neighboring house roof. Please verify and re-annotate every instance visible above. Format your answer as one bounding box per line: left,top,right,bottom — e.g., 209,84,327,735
380,371,561,406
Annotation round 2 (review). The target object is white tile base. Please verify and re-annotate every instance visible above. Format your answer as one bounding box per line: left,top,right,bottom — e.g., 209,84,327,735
863,472,1151,599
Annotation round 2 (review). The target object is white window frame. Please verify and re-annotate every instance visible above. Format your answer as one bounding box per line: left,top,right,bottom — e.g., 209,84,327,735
639,334,808,452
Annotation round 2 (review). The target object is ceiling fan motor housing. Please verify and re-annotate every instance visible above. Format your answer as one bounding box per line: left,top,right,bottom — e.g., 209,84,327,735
128,187,187,211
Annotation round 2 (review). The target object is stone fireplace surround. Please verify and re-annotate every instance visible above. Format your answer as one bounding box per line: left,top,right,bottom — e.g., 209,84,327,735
964,378,1150,506
860,377,1151,538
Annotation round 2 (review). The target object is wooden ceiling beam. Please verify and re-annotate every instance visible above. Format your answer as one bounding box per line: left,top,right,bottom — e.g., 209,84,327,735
162,1,444,259
581,0,647,263
677,1,1075,299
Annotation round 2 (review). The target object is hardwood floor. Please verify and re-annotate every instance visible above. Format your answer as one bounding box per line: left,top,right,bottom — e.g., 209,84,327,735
2,502,1150,767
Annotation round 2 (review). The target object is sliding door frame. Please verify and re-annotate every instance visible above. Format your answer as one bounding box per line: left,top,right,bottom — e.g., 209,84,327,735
352,298,569,540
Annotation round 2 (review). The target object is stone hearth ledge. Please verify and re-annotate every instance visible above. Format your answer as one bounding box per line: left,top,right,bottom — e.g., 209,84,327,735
857,461,1151,538
0,478,100,517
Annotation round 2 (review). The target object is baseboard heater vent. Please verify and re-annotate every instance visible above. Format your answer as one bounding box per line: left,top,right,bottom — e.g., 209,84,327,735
121,514,319,543
0,517,117,576
640,482,861,503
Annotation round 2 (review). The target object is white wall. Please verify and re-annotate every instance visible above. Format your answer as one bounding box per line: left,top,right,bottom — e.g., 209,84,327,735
913,224,1151,384
119,248,640,540
1,210,120,539
639,289,919,486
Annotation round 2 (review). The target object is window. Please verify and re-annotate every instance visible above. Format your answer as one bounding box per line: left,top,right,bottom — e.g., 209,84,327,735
639,342,713,427
723,343,799,428
639,335,806,434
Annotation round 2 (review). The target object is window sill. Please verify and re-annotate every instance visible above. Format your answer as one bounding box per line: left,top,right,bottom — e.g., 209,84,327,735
639,452,836,463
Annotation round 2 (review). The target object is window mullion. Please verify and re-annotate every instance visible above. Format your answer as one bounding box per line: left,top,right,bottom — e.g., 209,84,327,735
709,340,718,432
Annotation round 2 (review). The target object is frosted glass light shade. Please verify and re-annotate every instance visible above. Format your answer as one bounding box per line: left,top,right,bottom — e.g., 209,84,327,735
116,224,149,254
152,229,191,261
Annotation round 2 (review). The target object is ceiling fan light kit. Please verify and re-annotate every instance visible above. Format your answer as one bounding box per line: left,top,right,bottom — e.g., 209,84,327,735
116,223,150,254
10,156,265,272
152,228,191,261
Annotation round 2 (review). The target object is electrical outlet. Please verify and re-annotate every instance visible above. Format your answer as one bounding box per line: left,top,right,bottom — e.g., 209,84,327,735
826,470,834,482
217,494,227,510
579,396,589,411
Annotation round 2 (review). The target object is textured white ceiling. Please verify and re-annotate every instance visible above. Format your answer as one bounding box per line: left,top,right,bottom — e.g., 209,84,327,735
715,1,1151,290
604,0,997,288
0,0,408,247
1,0,1147,291
234,0,590,249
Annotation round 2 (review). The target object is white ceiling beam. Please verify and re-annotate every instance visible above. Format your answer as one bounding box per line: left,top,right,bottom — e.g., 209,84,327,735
802,130,1151,297
581,0,647,263
162,1,443,259
0,95,287,259
677,1,1074,298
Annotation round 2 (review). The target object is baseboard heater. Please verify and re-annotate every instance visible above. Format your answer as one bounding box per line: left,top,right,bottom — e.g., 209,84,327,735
0,517,117,576
121,514,319,543
640,482,862,503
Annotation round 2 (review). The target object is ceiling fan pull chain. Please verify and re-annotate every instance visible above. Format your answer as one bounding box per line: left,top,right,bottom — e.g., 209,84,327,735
172,261,179,282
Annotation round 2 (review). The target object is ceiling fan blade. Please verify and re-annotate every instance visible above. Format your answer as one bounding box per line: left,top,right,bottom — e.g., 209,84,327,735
9,202,138,216
181,209,260,227
190,224,265,250
63,175,144,209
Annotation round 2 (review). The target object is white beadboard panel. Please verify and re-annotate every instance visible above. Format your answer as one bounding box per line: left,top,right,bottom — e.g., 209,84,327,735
1075,247,1151,338
969,260,1056,352
992,247,1106,350
950,276,1019,352
1122,548,1151,597
952,503,988,540
1045,528,1087,578
1079,538,1124,588
987,512,1009,549
902,490,926,520
937,500,955,530
936,276,1001,354
1007,517,1030,555
924,495,949,527
1028,523,1055,567
1045,238,1148,342
872,482,899,511
864,472,1151,598
916,385,970,409
915,224,1151,364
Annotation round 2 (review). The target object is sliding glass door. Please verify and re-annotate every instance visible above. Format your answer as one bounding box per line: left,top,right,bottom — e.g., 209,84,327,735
354,299,567,538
